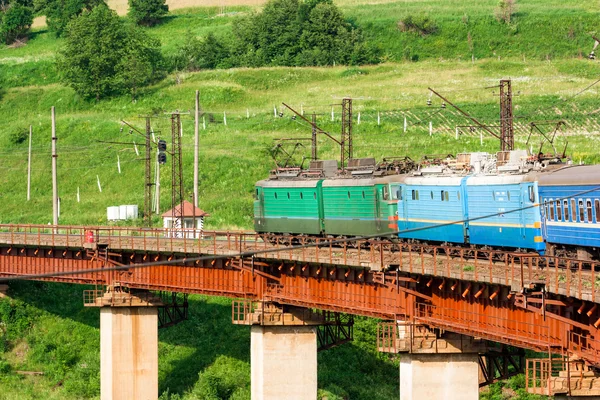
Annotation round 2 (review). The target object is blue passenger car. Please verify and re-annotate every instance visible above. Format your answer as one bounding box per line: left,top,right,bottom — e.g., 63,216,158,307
465,175,545,252
537,165,600,250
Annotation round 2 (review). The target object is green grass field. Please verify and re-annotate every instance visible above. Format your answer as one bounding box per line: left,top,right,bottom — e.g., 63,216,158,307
0,0,597,398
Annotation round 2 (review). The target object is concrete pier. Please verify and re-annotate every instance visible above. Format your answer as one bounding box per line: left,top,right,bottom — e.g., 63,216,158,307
86,286,163,400
100,306,159,400
251,325,318,400
232,301,322,400
400,353,480,400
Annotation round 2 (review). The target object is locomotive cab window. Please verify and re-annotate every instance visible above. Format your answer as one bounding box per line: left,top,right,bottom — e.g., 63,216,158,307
528,186,535,202
383,186,389,200
255,189,259,199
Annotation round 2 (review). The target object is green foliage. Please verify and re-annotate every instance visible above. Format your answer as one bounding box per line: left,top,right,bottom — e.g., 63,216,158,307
57,5,165,100
0,1,33,44
128,0,168,27
495,0,517,25
397,14,438,36
189,356,250,399
37,0,105,36
8,126,28,144
172,32,229,71
173,0,379,70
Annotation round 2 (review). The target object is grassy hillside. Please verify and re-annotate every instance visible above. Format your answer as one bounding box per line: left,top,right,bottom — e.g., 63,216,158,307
0,58,599,227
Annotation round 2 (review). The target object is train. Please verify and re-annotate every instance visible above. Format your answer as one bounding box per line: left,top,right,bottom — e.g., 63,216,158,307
254,151,600,260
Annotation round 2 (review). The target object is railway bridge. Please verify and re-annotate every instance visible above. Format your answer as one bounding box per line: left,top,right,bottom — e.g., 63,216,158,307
1,224,600,399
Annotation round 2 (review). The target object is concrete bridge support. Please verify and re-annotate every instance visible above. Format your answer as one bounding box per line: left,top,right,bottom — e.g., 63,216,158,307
393,323,487,400
400,353,480,400
233,301,322,400
251,325,317,400
86,287,163,400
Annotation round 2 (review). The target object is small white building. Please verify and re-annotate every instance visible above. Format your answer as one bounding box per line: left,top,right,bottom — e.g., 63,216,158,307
162,201,209,238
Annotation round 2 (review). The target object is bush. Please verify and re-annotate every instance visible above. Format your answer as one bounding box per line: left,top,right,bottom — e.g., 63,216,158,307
128,0,168,26
397,14,438,36
0,2,33,44
9,127,28,144
39,0,104,36
495,0,517,24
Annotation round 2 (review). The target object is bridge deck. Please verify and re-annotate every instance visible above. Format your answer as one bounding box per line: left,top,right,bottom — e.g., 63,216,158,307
0,224,599,367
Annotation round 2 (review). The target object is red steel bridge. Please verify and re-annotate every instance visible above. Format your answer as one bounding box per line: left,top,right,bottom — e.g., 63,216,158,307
1,224,600,396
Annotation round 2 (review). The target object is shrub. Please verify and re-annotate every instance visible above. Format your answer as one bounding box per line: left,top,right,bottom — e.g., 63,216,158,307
397,14,438,36
128,0,168,26
39,0,104,36
495,0,517,24
9,127,28,144
0,1,33,44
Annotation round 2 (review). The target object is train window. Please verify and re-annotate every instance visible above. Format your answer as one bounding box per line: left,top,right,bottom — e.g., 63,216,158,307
596,199,600,223
492,192,496,201
571,199,577,222
416,191,420,200
445,191,449,201
287,192,290,199
587,200,593,223
563,200,569,221
398,189,402,200
507,192,511,201
431,191,434,200
255,189,259,199
412,190,416,200
274,193,278,199
300,192,303,200
314,192,317,200
362,191,366,199
383,186,389,200
528,186,535,202
347,191,351,199
544,202,549,221
549,200,555,221
556,200,562,221
457,192,460,200
440,190,444,201
579,200,585,222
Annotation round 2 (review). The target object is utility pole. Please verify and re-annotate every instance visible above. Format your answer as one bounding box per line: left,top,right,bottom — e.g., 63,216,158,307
144,117,152,227
311,113,317,160
194,90,200,208
27,125,32,201
341,98,352,171
51,107,58,226
171,112,184,233
499,79,514,151
155,158,160,215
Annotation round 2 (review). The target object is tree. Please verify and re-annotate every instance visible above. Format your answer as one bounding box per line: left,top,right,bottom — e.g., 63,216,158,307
117,24,165,99
0,1,33,44
37,0,104,36
58,4,164,100
128,0,167,26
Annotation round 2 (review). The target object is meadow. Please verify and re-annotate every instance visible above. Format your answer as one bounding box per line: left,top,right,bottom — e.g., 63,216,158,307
0,0,597,398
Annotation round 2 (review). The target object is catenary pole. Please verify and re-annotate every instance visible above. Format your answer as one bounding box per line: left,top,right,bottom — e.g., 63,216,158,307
51,107,58,225
194,90,200,207
27,125,32,201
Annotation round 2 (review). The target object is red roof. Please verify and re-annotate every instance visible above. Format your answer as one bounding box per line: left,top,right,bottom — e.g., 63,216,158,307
161,200,209,218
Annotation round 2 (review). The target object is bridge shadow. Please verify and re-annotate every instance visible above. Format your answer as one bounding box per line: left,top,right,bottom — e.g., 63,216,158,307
4,281,398,398
3,281,251,395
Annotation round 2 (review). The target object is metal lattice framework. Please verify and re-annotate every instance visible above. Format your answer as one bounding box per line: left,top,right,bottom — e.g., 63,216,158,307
171,113,184,231
499,79,514,151
144,117,153,227
341,98,352,170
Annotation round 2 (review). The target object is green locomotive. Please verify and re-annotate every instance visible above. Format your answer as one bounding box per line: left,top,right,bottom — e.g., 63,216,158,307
254,159,407,238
